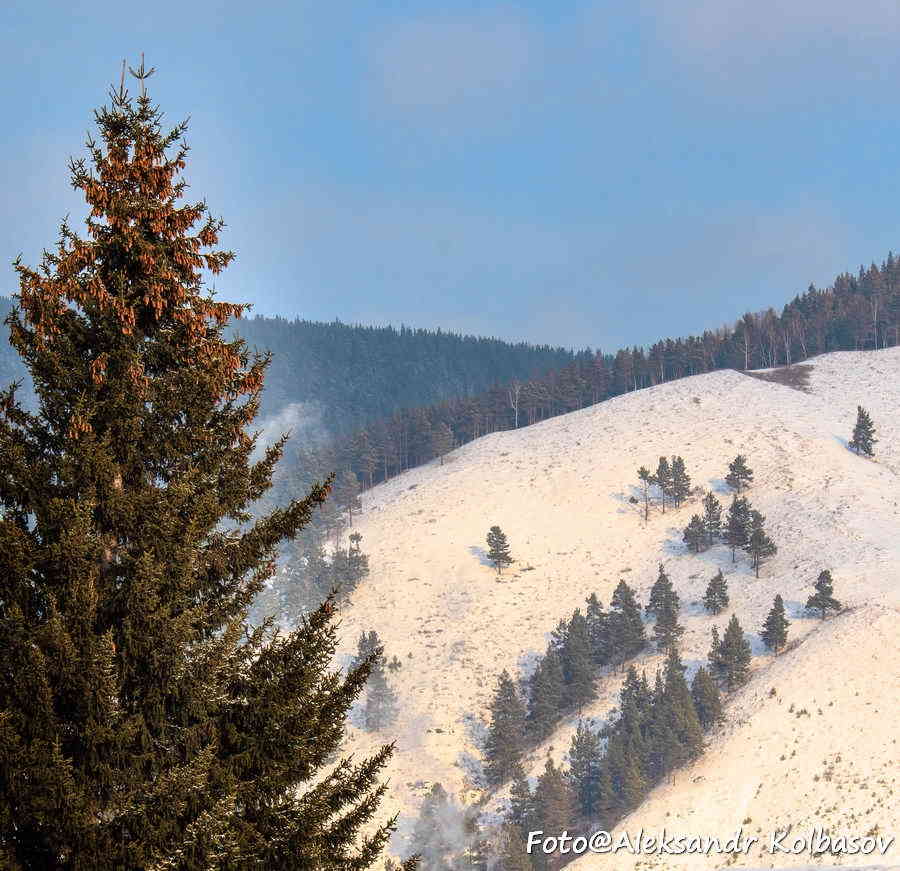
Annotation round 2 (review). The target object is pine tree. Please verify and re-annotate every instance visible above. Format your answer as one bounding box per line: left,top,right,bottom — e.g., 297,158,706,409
409,784,457,870
507,763,536,832
702,492,722,545
707,626,723,674
533,759,575,867
806,569,842,619
725,454,754,491
335,468,363,526
561,610,596,710
654,456,672,513
745,509,777,578
487,525,513,575
761,594,790,653
653,594,685,652
484,670,527,786
0,67,400,869
682,514,706,553
608,580,646,668
568,721,602,821
637,466,653,522
848,406,877,456
670,455,691,507
527,651,565,741
584,592,608,665
716,615,752,690
498,824,534,871
646,564,674,617
702,569,729,615
658,646,704,772
690,667,723,730
724,495,751,562
365,656,400,732
430,422,455,465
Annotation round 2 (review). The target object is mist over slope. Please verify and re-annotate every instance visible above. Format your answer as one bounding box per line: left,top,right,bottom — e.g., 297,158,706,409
328,348,900,866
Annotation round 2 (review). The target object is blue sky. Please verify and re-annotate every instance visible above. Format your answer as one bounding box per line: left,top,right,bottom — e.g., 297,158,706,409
3,0,900,351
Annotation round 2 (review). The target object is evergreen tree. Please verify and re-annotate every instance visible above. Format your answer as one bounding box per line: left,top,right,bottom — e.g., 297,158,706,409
702,569,729,615
608,580,646,668
568,720,602,820
806,569,842,619
498,824,534,871
725,454,754,491
431,422,455,465
653,594,685,652
702,492,722,545
0,69,400,869
409,784,457,871
484,670,527,786
532,759,575,868
658,646,704,772
507,763,536,833
654,456,672,512
745,509,777,578
616,740,648,811
584,592,608,665
646,564,674,617
716,615,752,690
527,651,565,741
690,667,723,730
365,656,400,732
848,406,877,456
707,626,723,674
335,468,363,526
637,465,653,522
761,594,790,653
724,495,751,562
670,455,691,507
682,514,706,553
486,525,513,575
561,610,596,710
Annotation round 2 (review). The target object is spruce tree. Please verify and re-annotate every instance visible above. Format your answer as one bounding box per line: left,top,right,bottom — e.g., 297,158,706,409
526,651,565,741
761,594,790,653
682,514,706,553
335,468,362,526
654,456,672,513
430,422,454,465
365,656,400,732
724,495,751,562
561,610,596,710
608,580,646,668
702,492,722,545
568,720,602,820
670,455,691,507
409,784,456,870
848,406,877,456
486,525,513,575
637,465,653,522
716,615,752,690
690,666,723,730
745,509,777,578
507,763,536,832
0,67,400,869
484,670,527,786
646,564,674,617
584,592,608,665
659,646,704,771
702,569,729,615
653,594,685,652
806,569,842,619
707,626,723,674
532,759,575,866
725,454,753,491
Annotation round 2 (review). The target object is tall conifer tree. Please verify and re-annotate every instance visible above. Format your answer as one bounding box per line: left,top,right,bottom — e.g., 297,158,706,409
485,670,527,786
761,594,790,653
806,569,842,619
848,406,877,456
702,569,729,615
725,455,753,492
0,68,401,869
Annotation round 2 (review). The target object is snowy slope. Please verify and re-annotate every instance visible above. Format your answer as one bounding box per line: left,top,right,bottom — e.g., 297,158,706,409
326,347,900,866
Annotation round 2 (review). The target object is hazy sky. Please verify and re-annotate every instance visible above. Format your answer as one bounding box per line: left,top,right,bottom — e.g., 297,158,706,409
4,0,900,351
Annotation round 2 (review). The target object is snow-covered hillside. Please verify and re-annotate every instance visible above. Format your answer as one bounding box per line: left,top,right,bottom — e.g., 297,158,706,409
332,348,900,868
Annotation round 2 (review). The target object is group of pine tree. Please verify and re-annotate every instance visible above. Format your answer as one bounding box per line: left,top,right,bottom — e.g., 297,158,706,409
0,69,417,869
